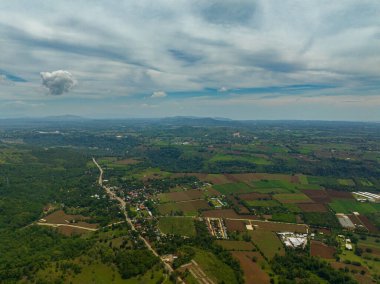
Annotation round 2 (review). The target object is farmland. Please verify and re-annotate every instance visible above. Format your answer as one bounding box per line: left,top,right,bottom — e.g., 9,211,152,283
329,199,380,214
1,118,380,283
158,216,196,237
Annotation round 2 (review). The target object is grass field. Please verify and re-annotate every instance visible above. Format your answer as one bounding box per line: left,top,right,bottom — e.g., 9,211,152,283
329,200,380,214
251,180,299,193
157,203,179,215
338,178,355,186
359,179,374,187
249,229,284,260
245,200,280,207
283,203,301,213
210,153,271,165
158,217,196,237
193,248,239,284
213,182,255,194
271,213,297,223
297,174,308,185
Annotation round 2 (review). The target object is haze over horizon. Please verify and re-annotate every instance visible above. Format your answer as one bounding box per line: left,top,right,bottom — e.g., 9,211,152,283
1,1,380,121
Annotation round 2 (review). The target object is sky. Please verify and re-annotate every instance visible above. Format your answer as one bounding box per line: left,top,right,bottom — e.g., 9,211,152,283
0,0,380,120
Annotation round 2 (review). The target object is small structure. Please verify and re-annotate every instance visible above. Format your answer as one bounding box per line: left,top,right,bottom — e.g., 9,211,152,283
278,232,308,249
336,214,355,230
246,224,253,231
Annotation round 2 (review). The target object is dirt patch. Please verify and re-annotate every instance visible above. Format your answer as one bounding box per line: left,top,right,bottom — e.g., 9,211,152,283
162,190,204,202
44,210,89,224
250,220,308,233
57,226,92,236
302,189,331,203
232,251,270,284
290,175,299,183
298,203,328,212
238,192,271,201
225,219,247,232
326,190,354,199
310,241,336,259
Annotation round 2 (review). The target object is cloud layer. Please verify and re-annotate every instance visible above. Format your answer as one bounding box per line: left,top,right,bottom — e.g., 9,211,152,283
40,70,76,95
0,1,379,120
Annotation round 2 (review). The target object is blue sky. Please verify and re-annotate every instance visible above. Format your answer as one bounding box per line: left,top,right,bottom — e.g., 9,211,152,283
0,0,380,120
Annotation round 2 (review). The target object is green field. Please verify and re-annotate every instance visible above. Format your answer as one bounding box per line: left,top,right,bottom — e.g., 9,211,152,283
193,248,239,284
213,182,254,194
245,200,280,207
157,203,180,215
338,178,355,186
271,213,297,223
329,199,380,214
251,180,299,193
297,174,308,185
210,153,271,165
158,217,196,237
249,229,284,260
359,179,373,187
283,204,301,213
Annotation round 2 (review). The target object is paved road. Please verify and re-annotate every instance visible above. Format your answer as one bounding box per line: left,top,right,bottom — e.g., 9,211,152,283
92,158,184,283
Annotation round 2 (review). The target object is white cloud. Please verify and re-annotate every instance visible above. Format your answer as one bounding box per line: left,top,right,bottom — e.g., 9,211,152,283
218,86,228,92
40,70,76,95
151,91,167,98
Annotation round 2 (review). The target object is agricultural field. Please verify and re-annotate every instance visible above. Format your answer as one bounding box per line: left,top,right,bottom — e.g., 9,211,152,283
2,119,380,283
193,248,240,284
232,251,271,284
273,193,313,204
158,216,196,237
310,241,336,259
244,199,280,207
213,182,255,194
329,199,380,214
249,229,285,260
215,240,256,251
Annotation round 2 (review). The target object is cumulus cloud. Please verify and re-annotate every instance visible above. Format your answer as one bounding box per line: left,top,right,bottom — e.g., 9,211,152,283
218,86,228,92
151,91,167,98
40,70,76,95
